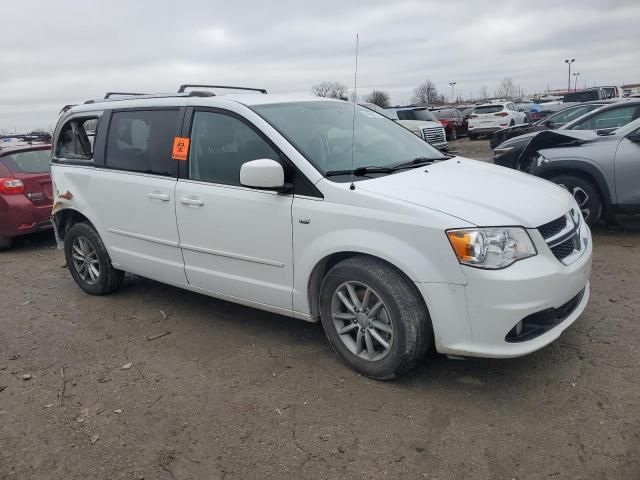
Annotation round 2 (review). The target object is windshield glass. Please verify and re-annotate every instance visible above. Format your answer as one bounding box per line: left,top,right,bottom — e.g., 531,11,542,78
253,101,445,175
2,149,51,173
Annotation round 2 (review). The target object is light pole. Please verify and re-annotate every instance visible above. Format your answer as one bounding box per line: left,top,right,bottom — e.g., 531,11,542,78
449,82,456,103
572,72,580,92
564,58,575,92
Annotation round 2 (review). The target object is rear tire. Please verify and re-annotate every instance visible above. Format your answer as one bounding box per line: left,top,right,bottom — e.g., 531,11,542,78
469,133,478,140
549,174,603,227
448,128,458,141
0,236,12,250
64,223,124,295
319,256,432,380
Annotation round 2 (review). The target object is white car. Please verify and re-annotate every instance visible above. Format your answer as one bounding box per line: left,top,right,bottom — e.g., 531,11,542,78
50,86,592,379
468,102,528,139
383,106,448,150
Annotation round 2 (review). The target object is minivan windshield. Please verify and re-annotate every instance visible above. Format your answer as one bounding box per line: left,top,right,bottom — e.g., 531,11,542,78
253,101,446,176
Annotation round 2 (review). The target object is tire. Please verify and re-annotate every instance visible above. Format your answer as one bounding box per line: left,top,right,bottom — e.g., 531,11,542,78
319,256,432,380
448,128,458,141
0,236,12,250
549,174,603,227
509,119,515,127
469,133,478,140
64,222,124,295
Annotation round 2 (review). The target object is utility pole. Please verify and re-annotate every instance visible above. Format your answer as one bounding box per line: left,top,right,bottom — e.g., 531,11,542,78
564,58,575,92
449,82,456,104
572,72,581,92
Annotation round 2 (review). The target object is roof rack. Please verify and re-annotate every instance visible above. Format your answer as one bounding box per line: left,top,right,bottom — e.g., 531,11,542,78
104,92,147,99
178,84,267,94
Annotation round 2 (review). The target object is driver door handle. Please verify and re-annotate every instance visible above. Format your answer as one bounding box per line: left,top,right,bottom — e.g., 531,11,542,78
180,196,204,207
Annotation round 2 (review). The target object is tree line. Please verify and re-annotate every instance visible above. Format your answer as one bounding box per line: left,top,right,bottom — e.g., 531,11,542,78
311,77,521,107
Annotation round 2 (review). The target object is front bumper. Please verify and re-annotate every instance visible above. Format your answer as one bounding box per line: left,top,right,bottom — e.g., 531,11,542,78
417,225,592,358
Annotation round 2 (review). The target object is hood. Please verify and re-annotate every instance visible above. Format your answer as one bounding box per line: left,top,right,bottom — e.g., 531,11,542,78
517,129,600,166
358,157,574,227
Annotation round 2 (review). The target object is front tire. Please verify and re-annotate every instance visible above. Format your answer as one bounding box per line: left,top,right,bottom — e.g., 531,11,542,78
64,223,124,295
319,256,432,380
549,174,602,227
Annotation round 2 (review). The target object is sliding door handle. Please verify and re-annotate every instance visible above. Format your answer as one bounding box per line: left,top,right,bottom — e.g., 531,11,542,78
180,196,204,207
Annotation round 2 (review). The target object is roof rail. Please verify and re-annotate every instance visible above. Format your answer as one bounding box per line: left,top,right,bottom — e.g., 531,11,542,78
104,92,147,99
178,84,267,94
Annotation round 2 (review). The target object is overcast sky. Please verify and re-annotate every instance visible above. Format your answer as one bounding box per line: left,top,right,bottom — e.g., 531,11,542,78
1,0,639,131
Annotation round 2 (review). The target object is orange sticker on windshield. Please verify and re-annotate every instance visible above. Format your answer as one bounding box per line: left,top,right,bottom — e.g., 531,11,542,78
172,137,190,161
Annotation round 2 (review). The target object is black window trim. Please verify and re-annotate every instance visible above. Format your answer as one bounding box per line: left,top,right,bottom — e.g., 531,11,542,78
101,106,185,178
181,106,323,198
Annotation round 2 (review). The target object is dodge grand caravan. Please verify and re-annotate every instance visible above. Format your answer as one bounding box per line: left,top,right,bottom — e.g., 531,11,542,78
50,86,592,379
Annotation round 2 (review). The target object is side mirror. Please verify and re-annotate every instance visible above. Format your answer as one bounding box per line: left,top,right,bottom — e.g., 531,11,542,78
240,159,291,192
627,130,640,143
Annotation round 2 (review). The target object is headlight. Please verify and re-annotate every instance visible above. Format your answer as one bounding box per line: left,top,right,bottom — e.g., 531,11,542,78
447,227,537,269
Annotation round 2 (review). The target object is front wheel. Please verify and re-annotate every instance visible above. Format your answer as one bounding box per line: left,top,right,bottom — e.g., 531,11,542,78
319,256,432,380
549,174,602,227
64,222,125,295
0,236,12,250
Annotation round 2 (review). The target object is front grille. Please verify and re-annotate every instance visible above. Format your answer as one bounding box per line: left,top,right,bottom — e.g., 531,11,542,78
537,210,582,264
505,288,585,342
551,238,576,261
538,215,567,240
422,127,445,145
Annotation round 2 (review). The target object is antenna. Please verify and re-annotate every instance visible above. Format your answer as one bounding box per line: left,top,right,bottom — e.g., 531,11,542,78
349,34,359,191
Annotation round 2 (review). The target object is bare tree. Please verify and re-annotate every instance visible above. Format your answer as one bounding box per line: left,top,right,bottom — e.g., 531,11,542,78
411,80,439,105
480,86,489,101
365,90,391,108
312,81,349,100
497,77,518,100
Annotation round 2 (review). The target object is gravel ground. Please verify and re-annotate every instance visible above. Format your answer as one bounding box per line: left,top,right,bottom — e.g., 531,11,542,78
1,142,639,479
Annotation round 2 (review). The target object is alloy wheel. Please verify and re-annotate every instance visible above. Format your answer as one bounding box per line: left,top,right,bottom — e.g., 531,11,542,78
71,236,100,284
558,184,591,221
331,281,394,361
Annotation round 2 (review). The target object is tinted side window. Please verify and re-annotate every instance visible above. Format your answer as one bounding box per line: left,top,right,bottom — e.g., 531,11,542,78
105,110,178,176
189,111,279,186
570,105,638,130
55,116,99,160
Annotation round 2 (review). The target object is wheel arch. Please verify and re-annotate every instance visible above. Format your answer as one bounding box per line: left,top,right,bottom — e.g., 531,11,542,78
536,161,613,208
52,208,98,244
307,251,429,323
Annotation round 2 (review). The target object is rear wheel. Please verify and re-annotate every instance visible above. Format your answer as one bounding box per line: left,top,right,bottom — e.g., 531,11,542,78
64,223,124,295
469,133,478,140
319,256,432,380
448,128,458,141
509,119,515,126
549,174,602,227
0,236,12,250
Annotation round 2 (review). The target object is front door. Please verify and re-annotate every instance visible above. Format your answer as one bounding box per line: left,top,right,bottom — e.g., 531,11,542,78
175,109,294,310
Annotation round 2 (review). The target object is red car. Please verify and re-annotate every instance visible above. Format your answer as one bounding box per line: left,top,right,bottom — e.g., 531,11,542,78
429,108,466,140
0,139,53,249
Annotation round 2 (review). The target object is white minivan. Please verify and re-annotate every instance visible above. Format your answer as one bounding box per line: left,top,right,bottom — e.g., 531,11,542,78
51,86,592,379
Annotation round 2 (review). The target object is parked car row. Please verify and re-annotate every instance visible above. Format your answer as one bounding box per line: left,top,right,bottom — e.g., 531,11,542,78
492,99,640,227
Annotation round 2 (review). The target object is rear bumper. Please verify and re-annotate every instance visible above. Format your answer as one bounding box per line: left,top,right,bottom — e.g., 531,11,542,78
0,195,53,238
417,226,592,358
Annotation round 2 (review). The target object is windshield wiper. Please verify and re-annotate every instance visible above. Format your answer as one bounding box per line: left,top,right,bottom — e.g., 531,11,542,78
390,156,446,170
325,165,395,177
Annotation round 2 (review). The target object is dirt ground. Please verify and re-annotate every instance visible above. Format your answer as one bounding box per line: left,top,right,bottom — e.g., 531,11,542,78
1,141,639,479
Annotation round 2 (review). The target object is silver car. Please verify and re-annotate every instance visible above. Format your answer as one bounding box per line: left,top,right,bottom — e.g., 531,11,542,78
518,117,640,226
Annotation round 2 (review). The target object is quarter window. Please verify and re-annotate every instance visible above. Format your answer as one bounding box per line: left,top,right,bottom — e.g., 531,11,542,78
55,116,98,160
105,110,178,176
189,111,280,186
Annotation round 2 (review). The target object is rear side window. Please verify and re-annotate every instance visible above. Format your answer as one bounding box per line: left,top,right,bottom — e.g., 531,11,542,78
1,149,51,173
474,105,504,114
105,110,178,176
55,117,98,160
